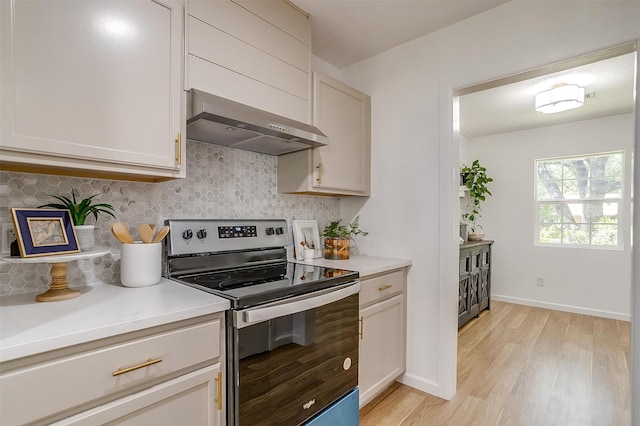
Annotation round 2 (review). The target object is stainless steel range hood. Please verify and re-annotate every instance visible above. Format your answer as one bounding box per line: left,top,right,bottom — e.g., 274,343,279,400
186,89,328,156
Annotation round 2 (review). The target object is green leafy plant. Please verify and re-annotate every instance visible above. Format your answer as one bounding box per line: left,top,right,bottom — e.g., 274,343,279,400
461,160,493,232
321,216,368,240
39,189,116,225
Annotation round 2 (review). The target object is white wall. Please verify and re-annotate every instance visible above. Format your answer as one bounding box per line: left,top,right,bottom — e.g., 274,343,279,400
336,1,640,401
469,114,634,320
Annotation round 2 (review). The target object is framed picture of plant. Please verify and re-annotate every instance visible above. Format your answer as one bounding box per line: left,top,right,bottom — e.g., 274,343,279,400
292,220,322,260
10,208,80,258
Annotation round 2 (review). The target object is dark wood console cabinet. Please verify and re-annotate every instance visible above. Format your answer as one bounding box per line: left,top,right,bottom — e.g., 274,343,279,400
459,240,493,328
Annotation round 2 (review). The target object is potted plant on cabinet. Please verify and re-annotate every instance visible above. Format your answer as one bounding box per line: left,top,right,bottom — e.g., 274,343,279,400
39,189,116,251
321,216,368,259
460,160,493,241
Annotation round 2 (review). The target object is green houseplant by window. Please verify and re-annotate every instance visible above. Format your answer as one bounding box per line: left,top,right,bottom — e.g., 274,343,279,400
321,216,368,259
461,160,493,238
39,189,116,250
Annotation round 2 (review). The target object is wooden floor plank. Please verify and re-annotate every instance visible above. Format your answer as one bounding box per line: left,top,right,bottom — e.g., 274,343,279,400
360,301,631,425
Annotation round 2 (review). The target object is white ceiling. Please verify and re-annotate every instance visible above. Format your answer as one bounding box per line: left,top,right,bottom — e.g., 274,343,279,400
290,1,636,138
459,52,636,138
291,0,508,69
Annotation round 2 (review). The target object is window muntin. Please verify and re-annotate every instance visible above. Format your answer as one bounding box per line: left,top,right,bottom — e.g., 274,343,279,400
535,152,623,248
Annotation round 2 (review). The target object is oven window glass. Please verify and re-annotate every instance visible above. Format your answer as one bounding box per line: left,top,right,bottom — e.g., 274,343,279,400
237,293,359,425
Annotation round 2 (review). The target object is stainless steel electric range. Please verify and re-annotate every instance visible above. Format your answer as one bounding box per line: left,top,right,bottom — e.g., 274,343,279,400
165,219,360,426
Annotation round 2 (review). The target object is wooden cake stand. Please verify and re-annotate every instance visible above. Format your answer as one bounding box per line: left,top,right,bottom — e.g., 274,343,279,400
0,247,110,302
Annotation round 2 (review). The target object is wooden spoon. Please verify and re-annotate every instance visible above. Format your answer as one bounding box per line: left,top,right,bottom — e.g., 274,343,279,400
138,224,154,244
148,224,157,235
112,222,134,244
152,226,170,243
110,227,123,243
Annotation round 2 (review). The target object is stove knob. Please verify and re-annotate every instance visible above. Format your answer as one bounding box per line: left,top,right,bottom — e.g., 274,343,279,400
197,229,207,239
266,227,275,235
182,229,193,240
275,227,284,235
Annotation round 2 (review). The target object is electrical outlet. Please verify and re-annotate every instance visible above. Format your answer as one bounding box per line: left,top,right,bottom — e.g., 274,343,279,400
1,223,16,255
536,276,545,287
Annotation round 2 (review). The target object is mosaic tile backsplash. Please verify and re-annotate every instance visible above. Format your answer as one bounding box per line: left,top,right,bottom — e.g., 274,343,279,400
0,141,340,295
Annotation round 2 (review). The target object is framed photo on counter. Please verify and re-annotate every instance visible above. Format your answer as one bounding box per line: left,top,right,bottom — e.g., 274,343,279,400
292,220,322,260
10,208,80,257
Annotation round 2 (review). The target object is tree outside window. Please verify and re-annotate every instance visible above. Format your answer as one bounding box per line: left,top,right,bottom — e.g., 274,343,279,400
535,151,623,248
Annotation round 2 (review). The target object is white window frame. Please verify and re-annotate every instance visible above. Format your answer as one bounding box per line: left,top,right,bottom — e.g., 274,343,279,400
534,151,624,250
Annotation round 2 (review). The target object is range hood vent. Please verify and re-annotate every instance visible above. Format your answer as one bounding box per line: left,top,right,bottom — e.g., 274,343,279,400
186,89,328,156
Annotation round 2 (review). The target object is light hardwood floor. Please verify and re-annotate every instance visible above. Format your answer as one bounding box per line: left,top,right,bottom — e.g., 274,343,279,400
359,301,631,425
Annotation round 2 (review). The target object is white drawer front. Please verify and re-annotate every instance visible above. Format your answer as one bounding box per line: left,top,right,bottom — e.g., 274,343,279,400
360,270,404,307
0,319,221,426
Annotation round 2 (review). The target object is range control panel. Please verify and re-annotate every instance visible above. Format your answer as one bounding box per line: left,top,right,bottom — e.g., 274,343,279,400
166,219,289,256
218,226,258,239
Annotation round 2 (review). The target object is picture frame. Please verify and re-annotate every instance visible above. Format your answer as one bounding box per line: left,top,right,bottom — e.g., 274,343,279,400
292,220,322,260
10,208,80,258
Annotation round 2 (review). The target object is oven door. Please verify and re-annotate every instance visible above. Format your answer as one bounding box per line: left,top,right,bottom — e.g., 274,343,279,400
230,281,360,426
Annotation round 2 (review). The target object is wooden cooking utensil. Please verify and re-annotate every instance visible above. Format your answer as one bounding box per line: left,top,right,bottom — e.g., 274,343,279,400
112,222,134,244
138,224,154,244
110,227,124,243
152,226,169,243
148,224,157,235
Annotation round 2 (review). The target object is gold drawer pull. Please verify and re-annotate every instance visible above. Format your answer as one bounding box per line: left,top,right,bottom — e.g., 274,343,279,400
112,358,163,377
315,162,322,183
378,284,393,291
215,371,223,410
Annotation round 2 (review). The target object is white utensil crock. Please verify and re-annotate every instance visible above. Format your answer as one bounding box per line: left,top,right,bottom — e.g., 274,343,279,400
120,242,161,287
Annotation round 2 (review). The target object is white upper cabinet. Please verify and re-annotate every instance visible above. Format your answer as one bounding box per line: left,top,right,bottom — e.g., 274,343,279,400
277,72,371,196
186,0,310,123
0,0,185,181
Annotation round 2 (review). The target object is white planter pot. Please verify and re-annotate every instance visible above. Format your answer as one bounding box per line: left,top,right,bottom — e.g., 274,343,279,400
74,225,95,251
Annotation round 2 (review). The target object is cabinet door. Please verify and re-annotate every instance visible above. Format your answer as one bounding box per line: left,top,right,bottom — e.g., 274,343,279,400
359,294,405,407
51,364,223,426
312,72,370,194
0,0,184,180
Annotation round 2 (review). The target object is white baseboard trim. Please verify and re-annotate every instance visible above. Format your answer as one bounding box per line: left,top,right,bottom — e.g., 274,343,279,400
492,294,631,321
398,372,446,399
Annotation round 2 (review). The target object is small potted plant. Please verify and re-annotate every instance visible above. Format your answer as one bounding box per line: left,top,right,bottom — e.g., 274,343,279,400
321,216,368,260
460,160,493,240
39,189,116,250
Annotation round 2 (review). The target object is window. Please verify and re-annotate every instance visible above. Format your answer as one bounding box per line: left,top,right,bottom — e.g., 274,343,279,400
535,151,623,248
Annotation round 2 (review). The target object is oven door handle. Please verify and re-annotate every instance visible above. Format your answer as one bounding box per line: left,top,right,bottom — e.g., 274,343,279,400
235,281,360,328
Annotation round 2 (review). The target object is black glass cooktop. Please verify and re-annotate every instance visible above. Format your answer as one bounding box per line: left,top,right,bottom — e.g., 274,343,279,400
175,262,358,309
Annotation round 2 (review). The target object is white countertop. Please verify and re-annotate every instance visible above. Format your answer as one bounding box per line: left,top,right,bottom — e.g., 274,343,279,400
0,278,229,363
293,255,411,278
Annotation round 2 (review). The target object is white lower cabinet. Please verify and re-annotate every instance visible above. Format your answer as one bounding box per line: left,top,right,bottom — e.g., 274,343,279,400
0,314,225,426
52,364,222,426
358,270,406,407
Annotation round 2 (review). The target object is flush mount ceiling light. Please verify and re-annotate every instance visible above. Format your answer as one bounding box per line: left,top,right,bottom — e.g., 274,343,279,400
535,83,585,114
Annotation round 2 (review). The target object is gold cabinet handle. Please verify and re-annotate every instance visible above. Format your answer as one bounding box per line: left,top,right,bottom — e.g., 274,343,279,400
378,284,393,291
112,358,163,377
315,162,322,183
359,316,364,339
175,133,182,165
215,371,223,410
